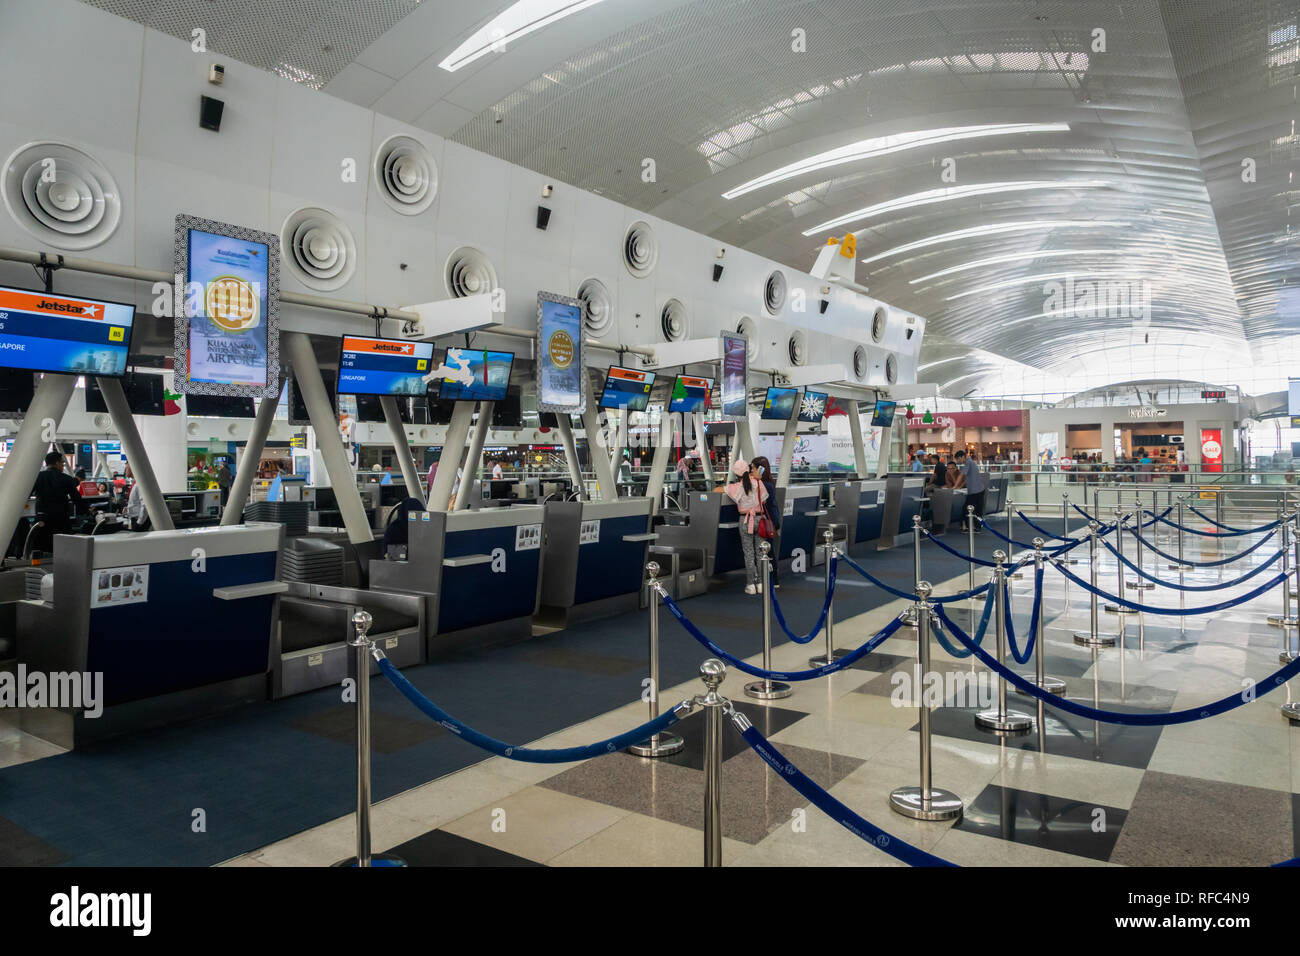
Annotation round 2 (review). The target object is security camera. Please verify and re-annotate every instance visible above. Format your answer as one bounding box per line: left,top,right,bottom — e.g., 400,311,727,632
208,63,225,85
541,184,553,198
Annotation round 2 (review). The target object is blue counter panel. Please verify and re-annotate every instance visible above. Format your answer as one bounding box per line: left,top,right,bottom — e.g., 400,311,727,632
714,501,744,574
439,525,541,633
779,501,819,560
573,514,648,604
897,490,923,535
855,503,885,547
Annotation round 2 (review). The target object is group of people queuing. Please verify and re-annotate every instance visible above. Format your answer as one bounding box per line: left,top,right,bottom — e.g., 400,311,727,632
909,447,987,531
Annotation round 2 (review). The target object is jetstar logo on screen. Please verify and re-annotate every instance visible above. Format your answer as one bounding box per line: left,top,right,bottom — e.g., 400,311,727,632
203,275,260,333
371,342,414,355
37,298,99,318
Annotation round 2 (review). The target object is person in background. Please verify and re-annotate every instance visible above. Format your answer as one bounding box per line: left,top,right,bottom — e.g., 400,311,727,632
616,450,633,492
425,456,439,495
491,458,504,480
32,451,82,537
945,460,965,489
216,460,233,506
126,476,148,531
911,452,924,473
930,454,947,490
751,455,780,589
724,457,768,595
954,449,985,531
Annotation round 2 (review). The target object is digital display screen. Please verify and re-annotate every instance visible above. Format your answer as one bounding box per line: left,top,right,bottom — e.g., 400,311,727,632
0,286,134,378
720,332,748,419
85,372,166,416
599,366,656,411
175,216,279,397
760,386,799,420
799,389,828,423
871,399,897,428
186,394,255,418
669,375,713,414
336,335,434,396
537,293,585,413
0,368,35,413
288,375,336,426
432,348,514,402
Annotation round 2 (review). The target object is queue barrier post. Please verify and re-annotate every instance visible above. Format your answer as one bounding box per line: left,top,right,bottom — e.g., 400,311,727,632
629,562,686,756
975,551,1034,734
746,542,792,700
699,659,728,866
1074,520,1117,647
809,529,846,666
1014,538,1066,698
1269,514,1298,639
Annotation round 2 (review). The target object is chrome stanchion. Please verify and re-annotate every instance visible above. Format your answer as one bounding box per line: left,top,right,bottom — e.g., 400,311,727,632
699,659,727,867
889,581,964,821
1166,496,1186,570
1007,508,1023,579
1103,513,1131,640
902,515,922,628
966,505,977,595
747,542,793,699
333,611,405,868
1075,520,1117,647
808,530,846,667
1127,497,1154,591
975,551,1034,733
1014,538,1066,697
1215,492,1224,561
629,562,687,755
1270,514,1298,643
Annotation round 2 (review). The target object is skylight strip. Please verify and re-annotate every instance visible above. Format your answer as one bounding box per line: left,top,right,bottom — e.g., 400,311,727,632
439,0,609,72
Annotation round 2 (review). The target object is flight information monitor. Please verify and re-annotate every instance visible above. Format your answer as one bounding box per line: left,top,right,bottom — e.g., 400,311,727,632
669,374,713,414
431,348,515,402
760,386,799,420
336,335,434,396
798,389,827,423
598,366,656,411
0,285,135,377
871,399,897,427
720,331,748,419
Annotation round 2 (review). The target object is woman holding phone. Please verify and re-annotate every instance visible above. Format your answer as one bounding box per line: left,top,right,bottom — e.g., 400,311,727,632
750,456,780,589
725,457,769,594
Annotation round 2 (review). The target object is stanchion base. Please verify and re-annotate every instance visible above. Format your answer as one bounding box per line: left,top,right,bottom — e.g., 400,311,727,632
744,680,792,701
1279,651,1297,666
1125,581,1156,591
901,607,919,628
1281,701,1300,722
888,786,963,822
1102,604,1129,615
1165,564,1187,572
974,709,1034,733
627,732,686,757
1267,616,1299,629
331,854,407,868
1013,675,1067,697
807,651,851,667
1073,632,1118,647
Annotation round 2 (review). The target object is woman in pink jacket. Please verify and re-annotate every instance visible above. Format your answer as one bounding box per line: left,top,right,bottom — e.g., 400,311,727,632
725,457,769,594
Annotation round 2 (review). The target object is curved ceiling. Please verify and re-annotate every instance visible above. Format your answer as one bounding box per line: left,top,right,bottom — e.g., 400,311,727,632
82,0,1300,398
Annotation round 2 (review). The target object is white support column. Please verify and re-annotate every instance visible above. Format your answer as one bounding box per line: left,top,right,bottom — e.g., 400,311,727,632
645,413,675,511
848,402,868,478
776,414,798,487
98,377,175,531
608,411,625,480
0,373,76,545
427,402,475,511
556,415,584,496
221,393,278,525
455,403,492,512
693,413,715,485
285,332,372,544
735,414,757,461
379,395,425,508
580,403,617,501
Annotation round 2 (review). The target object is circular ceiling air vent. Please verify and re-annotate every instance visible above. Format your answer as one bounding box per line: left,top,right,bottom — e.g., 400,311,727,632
871,306,887,343
764,270,787,315
885,353,899,384
281,207,356,291
373,135,437,215
787,330,807,366
623,220,658,277
2,141,122,250
853,345,868,381
576,277,614,337
444,246,498,299
736,316,759,361
660,297,688,342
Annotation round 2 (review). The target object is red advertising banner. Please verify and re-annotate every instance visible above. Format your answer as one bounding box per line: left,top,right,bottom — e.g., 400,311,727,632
1200,428,1223,472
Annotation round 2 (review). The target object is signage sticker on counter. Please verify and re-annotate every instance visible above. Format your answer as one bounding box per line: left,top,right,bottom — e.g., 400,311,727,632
579,519,600,545
877,489,886,505
91,565,149,609
783,498,794,517
515,524,542,551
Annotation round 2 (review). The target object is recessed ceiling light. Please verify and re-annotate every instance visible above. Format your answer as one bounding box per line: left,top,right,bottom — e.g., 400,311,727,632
439,0,610,72
722,123,1069,200
861,220,1122,265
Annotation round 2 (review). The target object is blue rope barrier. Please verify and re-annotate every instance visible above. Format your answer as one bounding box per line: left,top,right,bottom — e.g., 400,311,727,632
1188,502,1280,534
1070,502,1166,531
837,550,998,603
1127,525,1277,568
376,657,685,761
768,557,836,644
1051,561,1286,615
734,719,957,866
1151,511,1278,538
934,602,1300,726
923,529,999,567
1003,567,1042,665
978,518,1092,555
1101,538,1285,592
931,587,995,659
659,587,907,680
1015,511,1072,542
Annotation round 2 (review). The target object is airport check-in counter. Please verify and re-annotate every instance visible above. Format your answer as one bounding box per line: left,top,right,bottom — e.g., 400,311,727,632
370,505,546,657
928,486,969,534
774,484,826,564
985,475,1008,516
15,524,286,747
538,498,655,626
825,478,888,555
878,475,928,549
649,491,741,599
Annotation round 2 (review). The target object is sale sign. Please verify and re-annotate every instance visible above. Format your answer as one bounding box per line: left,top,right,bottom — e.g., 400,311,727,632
1200,428,1223,472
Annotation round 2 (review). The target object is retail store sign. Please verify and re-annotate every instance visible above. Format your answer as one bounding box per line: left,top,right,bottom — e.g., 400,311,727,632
1127,407,1168,419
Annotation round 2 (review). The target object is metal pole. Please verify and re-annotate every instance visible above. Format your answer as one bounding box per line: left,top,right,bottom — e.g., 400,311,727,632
747,542,792,699
1075,521,1116,647
975,551,1033,733
693,413,715,486
97,376,175,531
809,529,843,666
1128,496,1153,591
889,581,963,821
630,563,686,755
221,393,279,524
903,513,922,628
379,395,426,508
1270,514,1298,635
699,659,727,867
966,506,976,595
554,415,584,497
1215,491,1224,561
644,414,675,510
454,402,493,511
0,372,76,547
1103,512,1130,643
580,404,618,501
1015,538,1066,696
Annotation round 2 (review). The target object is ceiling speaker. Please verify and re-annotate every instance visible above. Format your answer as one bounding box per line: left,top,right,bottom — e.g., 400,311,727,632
281,207,356,291
444,246,498,299
736,316,759,362
373,135,437,215
871,306,887,343
199,95,224,131
764,270,787,315
853,346,868,381
622,221,658,277
576,277,614,337
712,263,723,282
787,330,807,366
660,298,688,342
1,141,122,250
536,205,551,230
819,299,829,314
886,353,899,384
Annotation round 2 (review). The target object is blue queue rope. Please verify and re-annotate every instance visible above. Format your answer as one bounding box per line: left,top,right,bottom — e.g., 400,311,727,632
1003,568,1042,665
1101,538,1284,592
376,657,685,761
923,529,998,567
1188,503,1280,535
735,719,956,867
659,587,907,680
837,549,999,603
931,586,995,659
1151,511,1279,538
978,517,1092,555
1052,561,1287,615
1014,511,1072,542
934,603,1300,726
768,557,836,644
1070,502,1168,531
1127,525,1277,568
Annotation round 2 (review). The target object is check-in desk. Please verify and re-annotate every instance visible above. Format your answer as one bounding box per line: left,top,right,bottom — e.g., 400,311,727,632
826,479,888,555
649,491,738,599
985,476,1008,516
878,475,927,549
774,484,826,563
370,506,545,658
928,486,969,534
538,499,655,626
13,524,285,748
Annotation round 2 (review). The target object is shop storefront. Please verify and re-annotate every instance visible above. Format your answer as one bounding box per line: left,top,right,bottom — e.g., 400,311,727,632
1028,402,1238,468
906,409,1027,462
